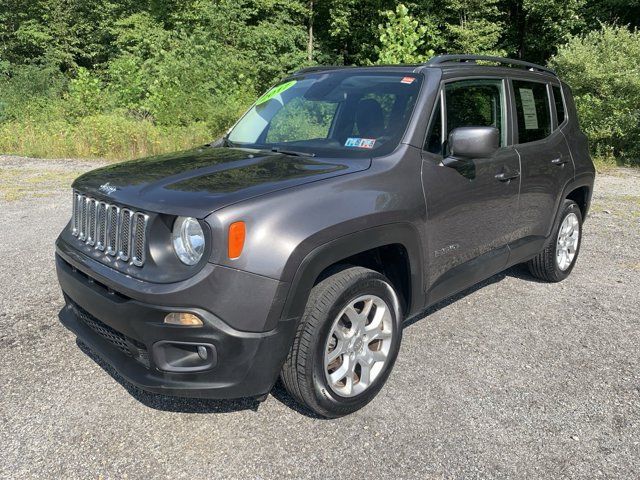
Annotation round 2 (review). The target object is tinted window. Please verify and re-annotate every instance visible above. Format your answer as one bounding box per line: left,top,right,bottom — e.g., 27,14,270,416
228,73,422,158
357,93,394,132
425,98,442,154
513,80,551,143
266,98,337,143
553,85,566,126
445,79,506,148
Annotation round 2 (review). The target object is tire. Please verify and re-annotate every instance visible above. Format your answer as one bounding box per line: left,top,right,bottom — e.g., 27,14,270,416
281,266,402,418
527,199,583,282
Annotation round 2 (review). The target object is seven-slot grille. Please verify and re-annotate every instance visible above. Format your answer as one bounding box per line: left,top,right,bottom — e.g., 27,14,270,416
71,191,149,267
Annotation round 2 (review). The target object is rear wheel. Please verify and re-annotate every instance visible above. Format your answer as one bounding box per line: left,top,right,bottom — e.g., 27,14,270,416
281,266,402,418
527,199,582,282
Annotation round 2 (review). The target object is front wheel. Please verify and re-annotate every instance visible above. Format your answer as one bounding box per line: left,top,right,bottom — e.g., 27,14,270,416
527,199,583,282
280,266,402,418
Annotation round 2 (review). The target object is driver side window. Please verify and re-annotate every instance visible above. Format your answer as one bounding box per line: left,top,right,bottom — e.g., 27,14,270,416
444,79,506,151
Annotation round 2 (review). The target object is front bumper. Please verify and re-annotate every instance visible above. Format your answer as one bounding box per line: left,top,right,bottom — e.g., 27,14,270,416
56,252,297,399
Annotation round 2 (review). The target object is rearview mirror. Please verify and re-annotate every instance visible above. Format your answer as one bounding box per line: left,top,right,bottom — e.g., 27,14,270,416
446,126,500,160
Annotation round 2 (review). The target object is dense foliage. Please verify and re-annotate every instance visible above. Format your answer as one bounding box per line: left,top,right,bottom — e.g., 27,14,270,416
551,25,640,163
0,0,638,162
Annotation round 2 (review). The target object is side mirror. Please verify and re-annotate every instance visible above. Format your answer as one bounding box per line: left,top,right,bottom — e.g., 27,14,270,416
445,126,500,164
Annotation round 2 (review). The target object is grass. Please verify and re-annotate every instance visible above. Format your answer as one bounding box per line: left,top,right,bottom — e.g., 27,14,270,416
592,155,640,173
0,115,216,161
592,156,621,174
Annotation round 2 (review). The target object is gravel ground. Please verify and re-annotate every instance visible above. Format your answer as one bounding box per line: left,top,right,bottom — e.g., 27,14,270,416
1,156,639,479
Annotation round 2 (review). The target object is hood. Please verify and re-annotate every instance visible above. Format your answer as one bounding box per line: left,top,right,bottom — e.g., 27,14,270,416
72,146,371,217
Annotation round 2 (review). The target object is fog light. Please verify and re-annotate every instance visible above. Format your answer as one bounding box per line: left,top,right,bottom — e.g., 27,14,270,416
197,345,208,360
164,312,203,326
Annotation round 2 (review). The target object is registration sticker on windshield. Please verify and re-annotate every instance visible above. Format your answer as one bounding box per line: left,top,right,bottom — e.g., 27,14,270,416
345,137,376,149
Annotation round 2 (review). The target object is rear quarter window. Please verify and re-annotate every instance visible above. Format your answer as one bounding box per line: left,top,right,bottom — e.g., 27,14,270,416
553,85,566,126
513,80,552,143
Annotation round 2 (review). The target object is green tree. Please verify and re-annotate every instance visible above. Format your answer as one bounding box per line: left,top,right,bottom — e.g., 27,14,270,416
2,0,640,161
550,25,640,163
445,0,505,55
582,0,640,30
313,0,397,65
375,4,435,64
501,0,586,62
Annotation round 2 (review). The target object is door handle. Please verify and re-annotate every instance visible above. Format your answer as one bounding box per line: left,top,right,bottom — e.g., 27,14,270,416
551,158,569,166
495,171,520,182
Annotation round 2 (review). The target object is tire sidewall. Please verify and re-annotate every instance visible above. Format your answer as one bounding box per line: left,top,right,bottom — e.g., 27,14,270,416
309,272,402,415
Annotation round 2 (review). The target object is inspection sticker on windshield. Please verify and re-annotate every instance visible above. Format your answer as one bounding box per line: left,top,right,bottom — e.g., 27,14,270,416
345,137,376,149
401,76,416,84
255,80,297,106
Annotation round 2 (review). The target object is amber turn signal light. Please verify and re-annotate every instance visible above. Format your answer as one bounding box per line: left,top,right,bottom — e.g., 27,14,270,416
228,221,246,259
164,312,203,326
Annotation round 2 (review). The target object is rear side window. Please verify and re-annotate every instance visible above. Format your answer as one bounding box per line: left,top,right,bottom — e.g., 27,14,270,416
513,80,551,143
553,85,566,126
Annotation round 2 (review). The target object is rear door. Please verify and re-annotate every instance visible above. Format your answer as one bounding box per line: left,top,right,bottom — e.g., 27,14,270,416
510,78,574,241
421,77,521,298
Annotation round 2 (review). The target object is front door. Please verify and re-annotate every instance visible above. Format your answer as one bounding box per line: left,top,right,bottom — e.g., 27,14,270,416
421,78,521,301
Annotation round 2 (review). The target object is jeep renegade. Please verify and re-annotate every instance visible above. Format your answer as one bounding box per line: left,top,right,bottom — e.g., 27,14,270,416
56,55,595,417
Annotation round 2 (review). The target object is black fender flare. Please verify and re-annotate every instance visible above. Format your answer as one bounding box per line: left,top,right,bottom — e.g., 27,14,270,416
275,222,425,326
539,172,594,247
555,172,594,226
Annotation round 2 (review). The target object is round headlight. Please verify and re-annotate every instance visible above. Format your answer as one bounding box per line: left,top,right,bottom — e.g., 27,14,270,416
172,216,205,265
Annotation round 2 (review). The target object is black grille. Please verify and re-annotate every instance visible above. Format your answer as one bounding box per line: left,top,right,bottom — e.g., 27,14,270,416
119,209,132,261
70,302,150,368
71,192,148,267
87,199,97,245
107,205,119,255
79,197,88,240
96,202,107,250
133,214,146,265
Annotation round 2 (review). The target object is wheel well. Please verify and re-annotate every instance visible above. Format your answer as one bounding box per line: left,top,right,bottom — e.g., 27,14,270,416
315,244,411,313
566,186,590,217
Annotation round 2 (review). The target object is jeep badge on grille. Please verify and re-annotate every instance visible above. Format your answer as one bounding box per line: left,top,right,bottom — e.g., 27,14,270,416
99,182,117,195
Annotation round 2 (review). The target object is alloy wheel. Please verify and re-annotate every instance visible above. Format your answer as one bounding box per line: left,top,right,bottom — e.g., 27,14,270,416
556,212,580,271
323,295,394,397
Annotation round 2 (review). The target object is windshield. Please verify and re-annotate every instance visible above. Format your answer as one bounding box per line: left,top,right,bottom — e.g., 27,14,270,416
227,71,423,157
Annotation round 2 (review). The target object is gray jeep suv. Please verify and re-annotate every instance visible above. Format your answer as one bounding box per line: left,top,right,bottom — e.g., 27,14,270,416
56,55,595,417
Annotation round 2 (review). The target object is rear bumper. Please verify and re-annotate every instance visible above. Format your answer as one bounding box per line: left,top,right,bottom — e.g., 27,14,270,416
56,252,297,399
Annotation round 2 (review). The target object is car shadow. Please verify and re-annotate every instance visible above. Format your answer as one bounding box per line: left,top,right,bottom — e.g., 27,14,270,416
403,263,541,328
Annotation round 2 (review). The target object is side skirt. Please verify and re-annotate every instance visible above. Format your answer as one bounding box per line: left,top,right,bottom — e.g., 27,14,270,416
425,245,509,307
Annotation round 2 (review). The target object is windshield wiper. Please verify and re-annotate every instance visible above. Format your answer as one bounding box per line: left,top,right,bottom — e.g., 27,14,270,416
271,147,316,158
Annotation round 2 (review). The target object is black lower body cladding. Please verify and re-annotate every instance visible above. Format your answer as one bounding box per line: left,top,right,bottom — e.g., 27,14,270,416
55,247,297,399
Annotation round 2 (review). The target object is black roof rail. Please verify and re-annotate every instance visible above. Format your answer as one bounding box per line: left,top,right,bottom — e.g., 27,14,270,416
424,55,556,76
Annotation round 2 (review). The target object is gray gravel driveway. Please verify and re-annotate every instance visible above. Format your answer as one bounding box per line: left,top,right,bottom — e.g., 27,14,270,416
1,156,639,479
